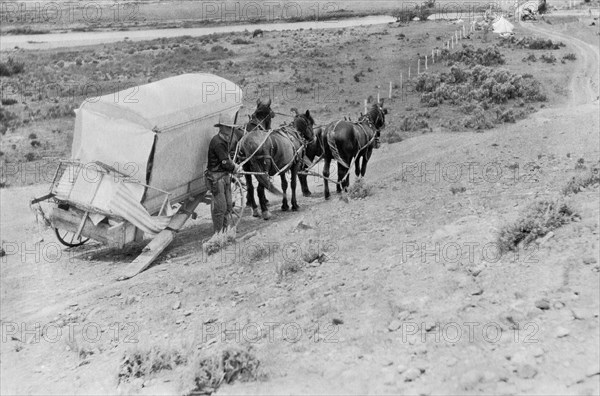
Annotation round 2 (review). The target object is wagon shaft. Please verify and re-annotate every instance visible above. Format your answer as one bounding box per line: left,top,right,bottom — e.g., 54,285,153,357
117,195,206,281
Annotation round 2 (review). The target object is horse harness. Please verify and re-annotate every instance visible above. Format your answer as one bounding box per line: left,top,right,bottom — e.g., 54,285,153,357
238,121,311,177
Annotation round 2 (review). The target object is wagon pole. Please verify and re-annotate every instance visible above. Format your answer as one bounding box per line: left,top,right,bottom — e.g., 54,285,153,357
298,169,341,185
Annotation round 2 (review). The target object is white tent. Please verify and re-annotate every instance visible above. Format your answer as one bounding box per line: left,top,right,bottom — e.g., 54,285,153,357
492,16,514,34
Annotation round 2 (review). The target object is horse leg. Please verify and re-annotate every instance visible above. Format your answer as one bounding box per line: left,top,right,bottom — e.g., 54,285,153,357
361,148,373,177
245,173,259,217
280,174,289,211
355,155,362,178
291,165,299,211
337,164,349,193
323,157,331,200
257,183,271,220
299,173,311,196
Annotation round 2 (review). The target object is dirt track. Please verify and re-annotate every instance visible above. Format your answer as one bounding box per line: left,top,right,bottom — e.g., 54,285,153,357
1,16,599,396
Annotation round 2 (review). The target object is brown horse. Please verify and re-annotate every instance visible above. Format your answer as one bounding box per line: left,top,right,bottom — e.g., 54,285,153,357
237,110,315,219
321,101,387,199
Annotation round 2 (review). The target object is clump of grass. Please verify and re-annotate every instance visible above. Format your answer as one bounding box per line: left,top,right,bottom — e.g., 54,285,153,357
240,239,279,265
450,186,466,195
381,129,403,144
540,54,556,64
231,38,252,45
562,53,577,61
185,346,261,394
497,199,577,253
118,345,188,383
1,98,17,106
347,178,372,199
275,259,303,282
203,226,236,256
562,164,600,195
398,113,430,131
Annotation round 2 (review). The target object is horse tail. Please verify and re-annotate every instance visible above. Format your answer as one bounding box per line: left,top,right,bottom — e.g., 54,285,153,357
326,121,349,168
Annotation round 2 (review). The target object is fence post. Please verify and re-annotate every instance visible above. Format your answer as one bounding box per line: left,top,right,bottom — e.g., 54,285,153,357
388,81,392,99
364,99,367,114
432,48,435,63
417,58,420,74
377,91,380,103
408,65,411,79
425,55,428,70
400,73,403,100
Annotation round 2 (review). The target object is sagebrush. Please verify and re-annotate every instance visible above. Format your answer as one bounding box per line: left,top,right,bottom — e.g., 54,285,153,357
497,199,577,253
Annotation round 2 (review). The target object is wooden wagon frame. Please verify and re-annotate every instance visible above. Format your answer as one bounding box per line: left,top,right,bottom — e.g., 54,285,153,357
31,74,245,280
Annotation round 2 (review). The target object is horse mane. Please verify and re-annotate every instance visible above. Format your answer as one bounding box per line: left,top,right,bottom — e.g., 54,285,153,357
362,103,385,129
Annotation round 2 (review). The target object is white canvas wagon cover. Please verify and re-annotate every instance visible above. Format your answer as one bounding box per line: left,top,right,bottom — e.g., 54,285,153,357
72,73,242,209
65,73,242,233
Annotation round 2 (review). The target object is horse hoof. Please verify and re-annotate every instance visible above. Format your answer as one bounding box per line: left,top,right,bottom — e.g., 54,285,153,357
252,208,260,217
262,211,272,220
281,205,289,212
292,206,299,212
302,191,312,197
325,195,331,200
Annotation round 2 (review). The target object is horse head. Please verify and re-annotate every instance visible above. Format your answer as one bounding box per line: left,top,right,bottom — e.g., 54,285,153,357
291,109,315,143
247,98,274,131
365,100,388,148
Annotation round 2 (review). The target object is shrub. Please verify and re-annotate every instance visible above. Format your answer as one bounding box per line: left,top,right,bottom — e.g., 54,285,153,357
0,57,25,77
562,164,600,195
528,38,564,50
28,133,37,139
381,129,403,144
522,54,537,62
1,98,18,105
118,346,187,383
398,113,430,131
186,347,261,394
540,54,556,64
497,199,577,252
562,53,577,61
417,65,547,106
442,45,505,66
232,38,252,45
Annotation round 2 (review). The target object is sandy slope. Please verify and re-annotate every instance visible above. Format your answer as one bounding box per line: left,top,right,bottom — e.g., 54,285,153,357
1,18,599,396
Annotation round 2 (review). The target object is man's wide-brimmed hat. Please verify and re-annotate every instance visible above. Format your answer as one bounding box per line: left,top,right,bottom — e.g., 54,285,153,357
214,111,239,128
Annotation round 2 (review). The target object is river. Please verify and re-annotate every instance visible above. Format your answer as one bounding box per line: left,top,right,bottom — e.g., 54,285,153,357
1,15,396,51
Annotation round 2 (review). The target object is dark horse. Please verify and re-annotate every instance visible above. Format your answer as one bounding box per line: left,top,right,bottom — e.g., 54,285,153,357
321,100,387,199
236,110,315,220
297,126,325,197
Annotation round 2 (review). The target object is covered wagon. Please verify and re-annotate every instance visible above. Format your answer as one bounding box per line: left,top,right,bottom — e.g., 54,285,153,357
32,73,244,278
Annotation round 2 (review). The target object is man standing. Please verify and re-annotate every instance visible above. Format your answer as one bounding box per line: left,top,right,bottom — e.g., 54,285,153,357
206,124,240,234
